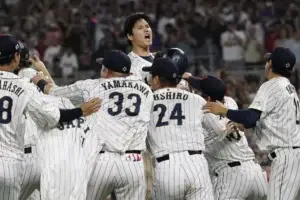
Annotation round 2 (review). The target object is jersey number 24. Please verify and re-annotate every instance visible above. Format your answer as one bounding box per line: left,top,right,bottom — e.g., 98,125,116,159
153,103,186,127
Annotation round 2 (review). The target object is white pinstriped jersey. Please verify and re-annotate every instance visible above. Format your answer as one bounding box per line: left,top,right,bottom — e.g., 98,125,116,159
128,51,154,83
0,71,59,160
147,88,206,157
37,96,86,161
204,96,255,171
249,77,300,151
50,76,153,151
18,67,39,146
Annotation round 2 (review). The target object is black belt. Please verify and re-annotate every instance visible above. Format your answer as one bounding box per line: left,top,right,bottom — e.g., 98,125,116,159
24,147,32,154
99,150,142,154
215,161,241,176
156,150,202,163
269,146,300,160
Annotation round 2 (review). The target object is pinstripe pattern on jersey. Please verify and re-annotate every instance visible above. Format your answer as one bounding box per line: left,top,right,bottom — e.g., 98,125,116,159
19,146,40,200
50,76,153,151
87,152,146,200
0,157,23,200
148,88,206,157
203,97,267,200
204,96,255,172
153,152,214,200
249,77,300,151
128,51,154,83
37,97,89,200
212,160,267,200
267,148,300,200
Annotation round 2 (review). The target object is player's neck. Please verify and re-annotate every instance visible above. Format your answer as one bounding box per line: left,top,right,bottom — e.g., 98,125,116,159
268,73,283,80
0,66,13,73
132,46,151,57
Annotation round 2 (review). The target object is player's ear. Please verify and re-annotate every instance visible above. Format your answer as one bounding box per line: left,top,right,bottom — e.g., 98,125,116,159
127,33,133,42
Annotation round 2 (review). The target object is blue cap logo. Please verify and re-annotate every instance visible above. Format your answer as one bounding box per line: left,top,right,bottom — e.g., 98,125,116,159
123,67,127,72
286,63,291,68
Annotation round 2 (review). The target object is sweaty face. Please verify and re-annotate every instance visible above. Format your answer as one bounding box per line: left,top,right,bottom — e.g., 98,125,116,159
129,19,152,48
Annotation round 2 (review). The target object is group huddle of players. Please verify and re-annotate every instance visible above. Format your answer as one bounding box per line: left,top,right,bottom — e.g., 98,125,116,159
0,12,300,200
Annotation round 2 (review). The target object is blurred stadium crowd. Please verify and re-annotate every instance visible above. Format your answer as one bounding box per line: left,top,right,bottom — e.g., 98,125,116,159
2,0,300,179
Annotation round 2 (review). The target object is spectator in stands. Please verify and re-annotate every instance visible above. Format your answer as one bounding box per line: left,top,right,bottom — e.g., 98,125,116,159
275,26,295,48
244,24,264,66
220,21,246,70
59,45,79,78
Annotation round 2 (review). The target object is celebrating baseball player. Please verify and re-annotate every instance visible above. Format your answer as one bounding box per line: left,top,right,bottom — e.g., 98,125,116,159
0,34,100,200
31,50,153,200
15,42,41,200
185,74,268,200
204,47,300,200
143,57,214,200
124,12,154,83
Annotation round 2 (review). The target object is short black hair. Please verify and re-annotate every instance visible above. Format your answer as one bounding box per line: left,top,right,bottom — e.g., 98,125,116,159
157,76,178,87
272,68,292,78
0,54,17,66
123,12,151,37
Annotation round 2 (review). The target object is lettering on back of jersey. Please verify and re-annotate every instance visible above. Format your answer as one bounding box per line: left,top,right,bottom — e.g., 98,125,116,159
153,91,189,101
101,80,150,97
57,117,85,130
0,80,24,97
286,84,296,94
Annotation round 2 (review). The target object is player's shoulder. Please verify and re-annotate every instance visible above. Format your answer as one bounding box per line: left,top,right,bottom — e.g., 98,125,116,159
224,96,238,110
260,77,290,94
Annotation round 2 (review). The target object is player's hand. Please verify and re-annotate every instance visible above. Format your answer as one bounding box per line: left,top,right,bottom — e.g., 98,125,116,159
203,101,228,116
81,98,101,116
226,121,236,134
182,72,192,80
31,73,50,85
29,55,46,71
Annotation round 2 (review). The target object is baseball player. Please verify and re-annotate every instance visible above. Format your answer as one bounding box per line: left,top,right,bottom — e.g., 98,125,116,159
186,74,268,200
15,42,41,200
124,12,154,83
0,35,99,200
204,47,300,200
31,50,154,200
143,57,214,200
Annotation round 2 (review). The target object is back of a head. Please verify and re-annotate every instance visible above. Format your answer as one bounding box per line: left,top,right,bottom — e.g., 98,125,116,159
0,34,20,68
154,48,188,76
265,47,296,78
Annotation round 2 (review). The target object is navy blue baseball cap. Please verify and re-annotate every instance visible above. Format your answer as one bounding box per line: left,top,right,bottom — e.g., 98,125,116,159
264,47,296,72
0,34,20,60
96,50,131,73
188,75,226,101
142,57,179,81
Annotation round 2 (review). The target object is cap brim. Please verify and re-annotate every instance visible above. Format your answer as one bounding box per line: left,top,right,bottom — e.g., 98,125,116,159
142,66,152,72
96,58,103,64
264,53,271,60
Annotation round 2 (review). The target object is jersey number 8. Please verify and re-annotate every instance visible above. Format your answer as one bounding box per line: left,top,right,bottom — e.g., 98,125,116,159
0,96,13,124
108,92,141,116
153,103,186,127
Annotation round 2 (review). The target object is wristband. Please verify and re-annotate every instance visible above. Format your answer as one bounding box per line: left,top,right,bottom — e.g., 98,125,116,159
37,79,48,92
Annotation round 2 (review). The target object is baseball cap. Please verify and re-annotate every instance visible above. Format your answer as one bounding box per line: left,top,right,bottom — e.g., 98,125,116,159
264,47,296,72
142,57,179,81
188,75,226,101
0,34,20,60
96,50,131,73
